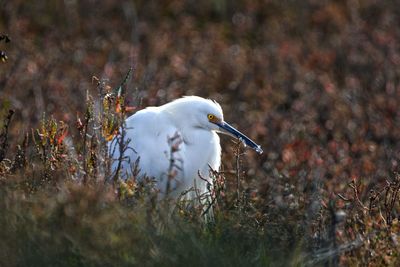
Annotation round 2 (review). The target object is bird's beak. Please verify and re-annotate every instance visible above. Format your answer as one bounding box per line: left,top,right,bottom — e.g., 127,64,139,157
216,121,263,154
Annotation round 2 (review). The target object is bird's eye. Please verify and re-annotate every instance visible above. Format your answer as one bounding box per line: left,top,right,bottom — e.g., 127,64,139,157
207,114,214,120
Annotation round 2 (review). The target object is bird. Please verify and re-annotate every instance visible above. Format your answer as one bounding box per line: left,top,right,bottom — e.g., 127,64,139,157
109,96,262,200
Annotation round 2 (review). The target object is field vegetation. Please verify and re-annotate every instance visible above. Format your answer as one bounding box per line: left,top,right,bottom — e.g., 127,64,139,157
1,1,400,266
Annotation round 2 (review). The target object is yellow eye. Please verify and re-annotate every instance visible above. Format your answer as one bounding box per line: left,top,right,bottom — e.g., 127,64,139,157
207,114,214,120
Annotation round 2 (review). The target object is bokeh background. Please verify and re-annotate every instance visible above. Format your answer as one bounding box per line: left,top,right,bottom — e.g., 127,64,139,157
1,0,400,265
2,0,399,180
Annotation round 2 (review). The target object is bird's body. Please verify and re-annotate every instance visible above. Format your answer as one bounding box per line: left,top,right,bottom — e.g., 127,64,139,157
109,96,262,199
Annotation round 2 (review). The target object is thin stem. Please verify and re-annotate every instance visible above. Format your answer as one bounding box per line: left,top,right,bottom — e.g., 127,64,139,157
235,140,241,204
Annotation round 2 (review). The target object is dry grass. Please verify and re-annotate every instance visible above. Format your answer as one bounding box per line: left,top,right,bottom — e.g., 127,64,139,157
1,0,400,266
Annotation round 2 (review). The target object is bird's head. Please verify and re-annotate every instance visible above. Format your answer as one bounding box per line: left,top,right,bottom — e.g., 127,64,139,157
172,96,263,154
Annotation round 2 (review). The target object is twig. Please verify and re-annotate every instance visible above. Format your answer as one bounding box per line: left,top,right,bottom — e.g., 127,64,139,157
348,180,369,210
235,140,242,204
112,126,128,185
337,193,350,202
0,109,14,162
82,92,93,184
165,132,182,197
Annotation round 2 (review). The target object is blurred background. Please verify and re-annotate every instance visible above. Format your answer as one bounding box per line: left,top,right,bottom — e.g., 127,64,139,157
1,0,400,190
1,0,400,265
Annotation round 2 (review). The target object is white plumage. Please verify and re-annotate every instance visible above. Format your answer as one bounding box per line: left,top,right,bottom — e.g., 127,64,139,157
109,96,262,199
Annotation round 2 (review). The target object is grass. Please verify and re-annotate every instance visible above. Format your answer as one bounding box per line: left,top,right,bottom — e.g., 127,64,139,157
0,75,303,267
0,73,398,266
2,1,400,266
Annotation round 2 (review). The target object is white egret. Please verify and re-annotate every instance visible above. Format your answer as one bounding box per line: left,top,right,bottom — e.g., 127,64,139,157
109,96,262,199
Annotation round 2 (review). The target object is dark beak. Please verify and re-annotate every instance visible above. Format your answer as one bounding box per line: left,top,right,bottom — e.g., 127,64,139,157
216,121,263,154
